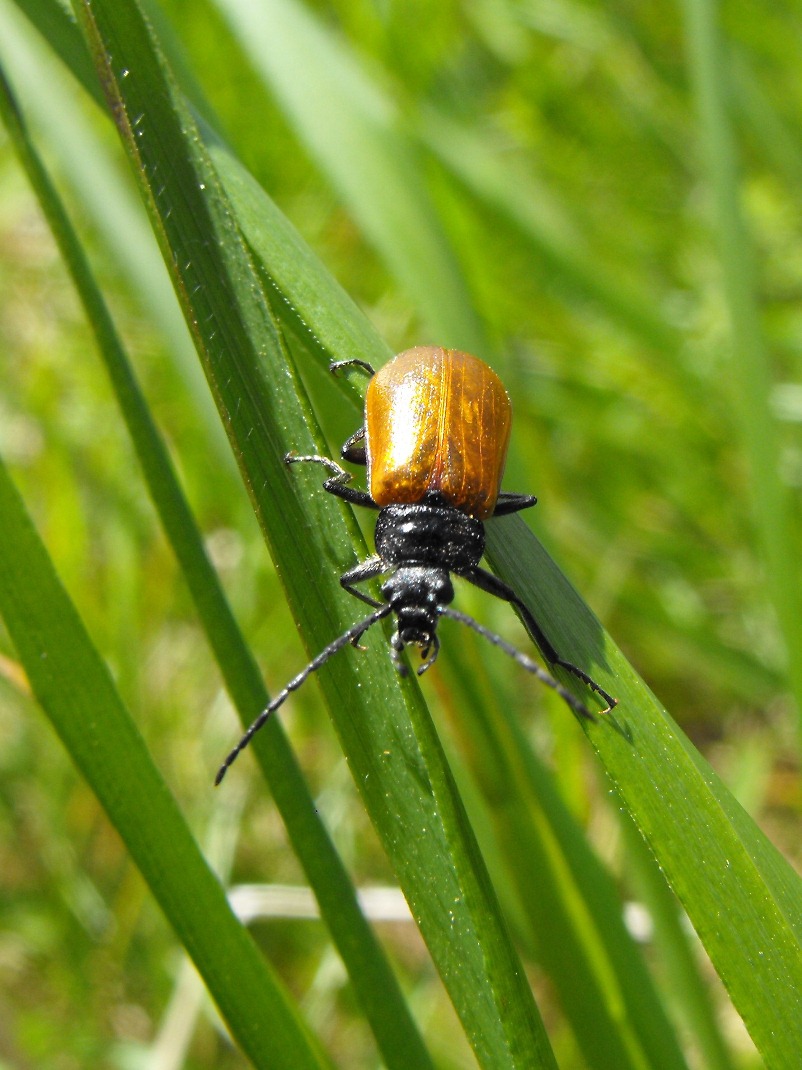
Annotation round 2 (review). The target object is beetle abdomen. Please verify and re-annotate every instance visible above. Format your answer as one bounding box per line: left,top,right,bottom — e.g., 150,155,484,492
366,346,512,520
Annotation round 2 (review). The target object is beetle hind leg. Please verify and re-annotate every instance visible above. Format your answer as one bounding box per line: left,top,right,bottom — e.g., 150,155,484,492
548,656,616,709
330,358,376,379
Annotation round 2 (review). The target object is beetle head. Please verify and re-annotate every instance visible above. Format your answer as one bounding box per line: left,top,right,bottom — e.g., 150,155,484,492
383,566,454,674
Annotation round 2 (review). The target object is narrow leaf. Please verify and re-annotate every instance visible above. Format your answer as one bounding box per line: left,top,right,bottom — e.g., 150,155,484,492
0,457,330,1070
69,0,560,1064
0,61,435,1070
488,519,802,1067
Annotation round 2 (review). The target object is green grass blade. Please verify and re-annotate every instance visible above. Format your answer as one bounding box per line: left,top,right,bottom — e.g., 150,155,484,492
206,140,393,370
441,645,692,1070
14,1,802,1065
0,458,331,1070
68,0,560,1064
681,0,802,735
622,820,735,1070
211,0,485,353
0,63,435,1070
419,107,680,357
487,518,802,1067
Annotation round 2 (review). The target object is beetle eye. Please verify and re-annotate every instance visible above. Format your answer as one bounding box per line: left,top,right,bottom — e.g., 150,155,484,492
435,575,454,603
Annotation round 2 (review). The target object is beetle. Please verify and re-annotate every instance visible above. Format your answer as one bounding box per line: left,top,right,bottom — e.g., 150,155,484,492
216,346,616,784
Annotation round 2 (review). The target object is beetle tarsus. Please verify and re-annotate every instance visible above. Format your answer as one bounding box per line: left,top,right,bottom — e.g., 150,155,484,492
554,657,617,712
330,358,376,379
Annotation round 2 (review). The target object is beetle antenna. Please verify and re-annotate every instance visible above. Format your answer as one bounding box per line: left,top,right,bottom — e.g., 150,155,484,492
215,604,393,785
441,607,610,720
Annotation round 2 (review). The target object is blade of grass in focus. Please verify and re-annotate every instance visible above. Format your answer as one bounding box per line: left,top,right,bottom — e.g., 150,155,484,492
487,519,802,1066
0,62,435,1070
6,0,802,1065
67,0,564,1065
0,457,332,1070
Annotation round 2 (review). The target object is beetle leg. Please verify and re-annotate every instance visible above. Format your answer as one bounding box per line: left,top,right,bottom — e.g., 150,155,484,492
340,555,387,608
461,565,561,660
459,565,617,709
341,426,367,466
492,492,537,516
330,359,376,379
285,452,378,508
330,359,374,465
441,607,596,721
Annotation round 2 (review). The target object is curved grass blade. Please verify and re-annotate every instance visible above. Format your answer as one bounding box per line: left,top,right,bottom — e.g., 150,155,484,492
487,518,802,1067
68,0,561,1064
0,457,332,1070
0,62,435,1070
211,0,486,354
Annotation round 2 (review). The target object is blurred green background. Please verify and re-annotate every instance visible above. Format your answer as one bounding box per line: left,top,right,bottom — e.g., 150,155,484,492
1,0,800,1066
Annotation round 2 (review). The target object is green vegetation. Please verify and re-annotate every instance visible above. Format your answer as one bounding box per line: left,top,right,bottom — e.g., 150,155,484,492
1,0,800,1067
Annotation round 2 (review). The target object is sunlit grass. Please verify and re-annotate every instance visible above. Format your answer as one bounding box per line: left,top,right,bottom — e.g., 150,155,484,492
1,0,801,1067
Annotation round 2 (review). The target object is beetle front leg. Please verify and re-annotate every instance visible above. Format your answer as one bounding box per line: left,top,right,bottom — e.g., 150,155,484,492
340,555,387,608
461,565,617,710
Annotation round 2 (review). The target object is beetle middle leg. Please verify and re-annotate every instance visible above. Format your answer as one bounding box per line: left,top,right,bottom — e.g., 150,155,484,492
340,426,367,466
460,564,617,710
285,452,377,508
492,492,537,516
339,555,389,649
